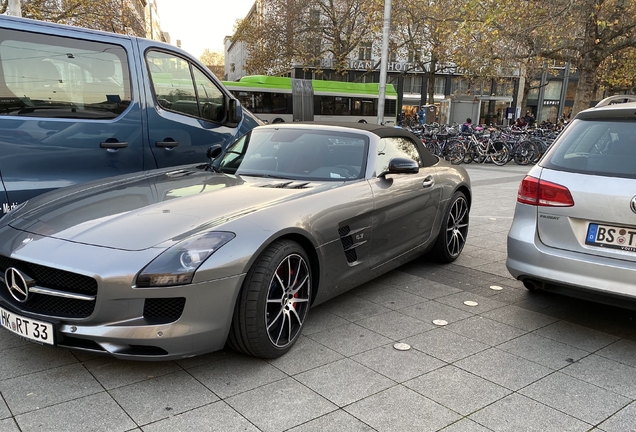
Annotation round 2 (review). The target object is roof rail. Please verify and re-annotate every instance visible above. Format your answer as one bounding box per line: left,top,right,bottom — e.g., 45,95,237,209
595,94,636,107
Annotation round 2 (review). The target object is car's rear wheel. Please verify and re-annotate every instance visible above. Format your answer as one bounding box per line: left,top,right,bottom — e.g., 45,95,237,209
431,191,469,262
228,240,311,358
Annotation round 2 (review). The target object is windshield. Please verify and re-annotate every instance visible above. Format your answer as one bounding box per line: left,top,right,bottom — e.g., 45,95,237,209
214,127,369,181
542,119,636,179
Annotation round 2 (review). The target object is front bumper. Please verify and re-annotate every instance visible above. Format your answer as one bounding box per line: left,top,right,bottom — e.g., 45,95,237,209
506,204,636,300
0,226,245,360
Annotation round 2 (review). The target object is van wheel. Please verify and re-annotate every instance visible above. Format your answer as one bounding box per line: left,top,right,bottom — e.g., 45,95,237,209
272,118,285,124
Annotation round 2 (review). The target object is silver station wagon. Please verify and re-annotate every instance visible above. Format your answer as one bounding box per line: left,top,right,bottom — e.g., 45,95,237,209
507,95,636,305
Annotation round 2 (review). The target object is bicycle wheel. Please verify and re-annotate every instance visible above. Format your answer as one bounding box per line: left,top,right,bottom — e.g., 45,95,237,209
445,140,465,164
491,141,510,166
423,139,439,156
463,143,475,164
513,140,537,165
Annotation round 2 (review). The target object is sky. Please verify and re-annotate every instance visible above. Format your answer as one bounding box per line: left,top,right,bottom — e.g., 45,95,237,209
155,0,256,59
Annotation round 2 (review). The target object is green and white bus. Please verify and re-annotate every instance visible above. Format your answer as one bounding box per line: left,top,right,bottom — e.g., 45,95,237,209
222,75,398,124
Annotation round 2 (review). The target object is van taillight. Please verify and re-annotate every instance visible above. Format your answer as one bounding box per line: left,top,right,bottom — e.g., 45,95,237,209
517,176,574,207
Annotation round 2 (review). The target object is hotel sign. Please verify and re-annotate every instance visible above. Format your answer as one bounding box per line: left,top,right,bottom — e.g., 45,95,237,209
319,58,461,74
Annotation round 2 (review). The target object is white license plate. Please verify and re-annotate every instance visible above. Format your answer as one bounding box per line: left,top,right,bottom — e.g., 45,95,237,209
586,223,636,252
0,305,54,345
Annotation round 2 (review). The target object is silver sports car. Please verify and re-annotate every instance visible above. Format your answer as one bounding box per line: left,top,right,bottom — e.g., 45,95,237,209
0,122,470,360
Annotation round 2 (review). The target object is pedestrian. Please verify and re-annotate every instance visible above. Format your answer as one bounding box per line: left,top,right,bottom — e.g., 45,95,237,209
461,118,473,133
515,117,527,128
417,106,425,127
524,111,535,128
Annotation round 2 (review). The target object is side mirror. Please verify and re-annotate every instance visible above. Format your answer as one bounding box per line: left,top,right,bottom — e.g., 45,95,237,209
226,98,243,127
379,157,419,177
207,144,223,160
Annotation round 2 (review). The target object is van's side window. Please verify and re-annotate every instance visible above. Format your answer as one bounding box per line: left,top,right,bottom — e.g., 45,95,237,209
146,50,224,122
0,28,131,119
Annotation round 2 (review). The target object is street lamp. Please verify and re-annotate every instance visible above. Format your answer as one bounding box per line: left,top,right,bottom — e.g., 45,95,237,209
377,0,392,125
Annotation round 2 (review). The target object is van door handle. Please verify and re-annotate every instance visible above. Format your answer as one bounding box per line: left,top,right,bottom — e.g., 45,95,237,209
100,141,128,149
422,175,435,188
156,141,179,148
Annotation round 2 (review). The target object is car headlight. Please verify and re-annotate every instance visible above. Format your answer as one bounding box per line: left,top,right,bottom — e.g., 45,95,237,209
136,231,235,287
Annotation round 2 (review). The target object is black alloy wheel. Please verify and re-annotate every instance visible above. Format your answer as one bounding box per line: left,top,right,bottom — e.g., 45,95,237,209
431,191,469,262
228,240,311,358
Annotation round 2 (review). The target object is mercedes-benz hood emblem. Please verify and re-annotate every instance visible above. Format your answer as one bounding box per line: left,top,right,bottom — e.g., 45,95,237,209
631,196,636,215
4,268,33,303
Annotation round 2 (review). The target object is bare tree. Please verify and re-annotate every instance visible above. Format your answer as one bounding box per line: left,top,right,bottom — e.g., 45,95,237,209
1,0,146,36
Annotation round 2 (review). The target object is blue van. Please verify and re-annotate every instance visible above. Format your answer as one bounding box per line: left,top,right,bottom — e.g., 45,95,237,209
0,16,261,215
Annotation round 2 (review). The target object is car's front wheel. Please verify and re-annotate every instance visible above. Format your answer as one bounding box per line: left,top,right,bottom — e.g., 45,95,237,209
431,191,469,262
228,240,311,358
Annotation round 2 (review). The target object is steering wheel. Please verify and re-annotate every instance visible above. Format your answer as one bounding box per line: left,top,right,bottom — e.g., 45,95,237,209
335,165,359,178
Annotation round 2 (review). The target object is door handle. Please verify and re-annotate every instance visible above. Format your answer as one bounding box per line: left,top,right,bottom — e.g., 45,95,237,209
100,141,128,149
156,141,179,148
422,175,435,188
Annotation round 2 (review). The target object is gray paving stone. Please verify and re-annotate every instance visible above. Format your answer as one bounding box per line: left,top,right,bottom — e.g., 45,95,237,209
405,328,489,363
374,270,423,287
287,409,375,432
445,315,527,346
0,396,9,420
435,291,508,314
455,348,553,391
475,260,514,278
355,310,434,340
15,392,135,432
469,393,590,432
0,418,19,432
140,401,259,432
0,363,103,415
109,370,217,425
497,333,589,369
398,279,462,300
439,418,492,431
0,329,30,351
267,336,343,375
295,358,394,407
520,372,631,425
226,377,336,432
561,354,636,398
596,339,636,368
535,321,619,353
405,365,511,415
344,385,461,432
0,344,77,381
188,354,287,398
597,401,636,432
400,300,473,325
301,306,350,336
315,294,392,322
174,349,237,370
351,344,445,383
483,304,559,331
82,357,181,390
306,322,392,357
355,286,427,310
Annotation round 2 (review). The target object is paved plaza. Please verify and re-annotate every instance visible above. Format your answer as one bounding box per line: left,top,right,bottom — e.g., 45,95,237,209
0,163,635,432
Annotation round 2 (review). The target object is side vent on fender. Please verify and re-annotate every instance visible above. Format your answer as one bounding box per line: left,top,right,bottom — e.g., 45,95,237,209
338,225,368,264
